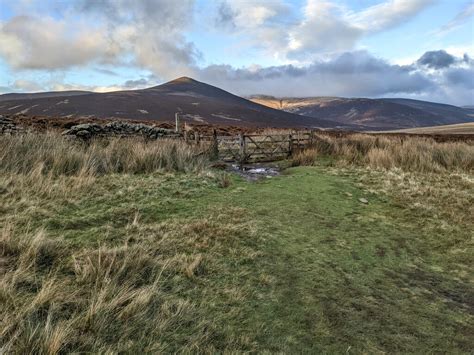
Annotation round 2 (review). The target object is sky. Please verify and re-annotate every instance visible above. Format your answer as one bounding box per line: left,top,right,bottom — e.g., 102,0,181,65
0,0,473,105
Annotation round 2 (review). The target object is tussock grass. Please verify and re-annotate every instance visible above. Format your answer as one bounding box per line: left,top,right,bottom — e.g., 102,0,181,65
293,133,474,172
0,132,208,176
1,130,473,352
0,131,256,352
293,133,474,247
0,209,259,353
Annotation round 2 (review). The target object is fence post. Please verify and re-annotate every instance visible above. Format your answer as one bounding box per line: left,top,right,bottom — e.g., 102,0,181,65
239,133,246,169
175,113,180,133
211,129,219,160
309,130,314,146
195,132,200,146
288,133,293,158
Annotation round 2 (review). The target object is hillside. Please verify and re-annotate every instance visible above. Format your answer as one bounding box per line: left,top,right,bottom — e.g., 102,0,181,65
0,78,338,129
0,90,90,102
3,79,472,130
250,96,474,130
385,122,474,134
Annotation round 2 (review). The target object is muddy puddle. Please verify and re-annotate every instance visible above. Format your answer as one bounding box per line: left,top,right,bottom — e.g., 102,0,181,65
227,163,281,181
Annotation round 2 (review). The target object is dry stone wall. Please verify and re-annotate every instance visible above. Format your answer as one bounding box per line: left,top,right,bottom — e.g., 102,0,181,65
62,121,181,139
0,115,185,140
0,115,25,134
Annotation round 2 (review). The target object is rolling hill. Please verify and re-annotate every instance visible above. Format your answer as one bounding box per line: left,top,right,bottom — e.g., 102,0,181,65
0,78,339,129
2,78,472,130
0,90,90,102
383,122,474,135
250,96,474,130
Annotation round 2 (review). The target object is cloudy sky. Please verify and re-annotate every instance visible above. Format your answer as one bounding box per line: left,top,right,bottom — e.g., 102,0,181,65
0,0,473,105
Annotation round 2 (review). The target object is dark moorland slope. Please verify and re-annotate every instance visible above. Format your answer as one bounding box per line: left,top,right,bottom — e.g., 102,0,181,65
250,96,474,130
0,78,339,129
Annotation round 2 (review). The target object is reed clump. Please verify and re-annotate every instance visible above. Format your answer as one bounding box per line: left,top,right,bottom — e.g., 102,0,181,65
293,133,474,173
0,132,209,176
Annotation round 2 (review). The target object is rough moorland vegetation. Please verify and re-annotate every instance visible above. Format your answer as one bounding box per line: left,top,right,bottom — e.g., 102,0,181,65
1,132,472,353
0,133,208,176
292,132,474,173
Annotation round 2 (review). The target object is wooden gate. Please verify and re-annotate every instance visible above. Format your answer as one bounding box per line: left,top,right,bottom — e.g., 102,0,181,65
244,134,291,162
206,130,316,164
216,135,243,162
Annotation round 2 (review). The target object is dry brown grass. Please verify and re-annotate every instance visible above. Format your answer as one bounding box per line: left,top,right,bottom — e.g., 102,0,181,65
0,131,259,352
1,130,472,353
0,208,258,353
293,133,474,245
388,122,474,134
0,132,208,176
357,168,474,231
0,132,240,353
293,133,474,173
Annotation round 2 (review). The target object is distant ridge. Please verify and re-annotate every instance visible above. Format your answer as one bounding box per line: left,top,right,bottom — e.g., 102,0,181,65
0,90,91,102
1,78,472,130
0,77,339,129
250,96,474,130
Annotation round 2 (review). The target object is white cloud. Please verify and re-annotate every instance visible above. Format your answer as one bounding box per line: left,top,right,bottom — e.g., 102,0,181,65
444,45,474,59
3,76,156,94
436,2,474,36
217,0,289,29
0,16,113,70
216,0,435,63
196,51,430,97
286,0,363,58
0,0,471,105
76,0,199,79
3,49,473,105
13,79,43,92
0,0,198,78
288,0,434,60
50,83,124,93
351,0,435,32
0,0,437,73
194,50,473,106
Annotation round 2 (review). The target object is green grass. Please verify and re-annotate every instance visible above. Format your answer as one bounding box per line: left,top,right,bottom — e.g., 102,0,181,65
207,167,473,352
1,164,473,352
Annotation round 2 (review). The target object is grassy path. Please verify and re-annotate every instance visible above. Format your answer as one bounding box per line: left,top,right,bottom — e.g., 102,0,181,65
4,166,472,352
202,167,473,352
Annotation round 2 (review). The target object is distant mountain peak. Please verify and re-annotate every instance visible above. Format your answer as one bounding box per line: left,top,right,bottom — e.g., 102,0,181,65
167,76,198,84
0,77,338,129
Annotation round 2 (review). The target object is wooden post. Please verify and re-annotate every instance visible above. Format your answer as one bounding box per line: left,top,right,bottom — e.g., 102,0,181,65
184,130,188,143
288,133,293,157
175,113,180,133
195,132,200,146
212,129,218,160
239,133,246,169
309,130,314,146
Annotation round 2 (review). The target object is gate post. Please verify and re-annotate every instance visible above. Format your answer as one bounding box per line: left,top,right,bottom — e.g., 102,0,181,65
175,113,181,133
288,134,293,157
239,133,246,169
211,129,219,160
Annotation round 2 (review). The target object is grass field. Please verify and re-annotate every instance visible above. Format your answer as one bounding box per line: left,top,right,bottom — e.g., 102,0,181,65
384,122,474,134
1,133,473,353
